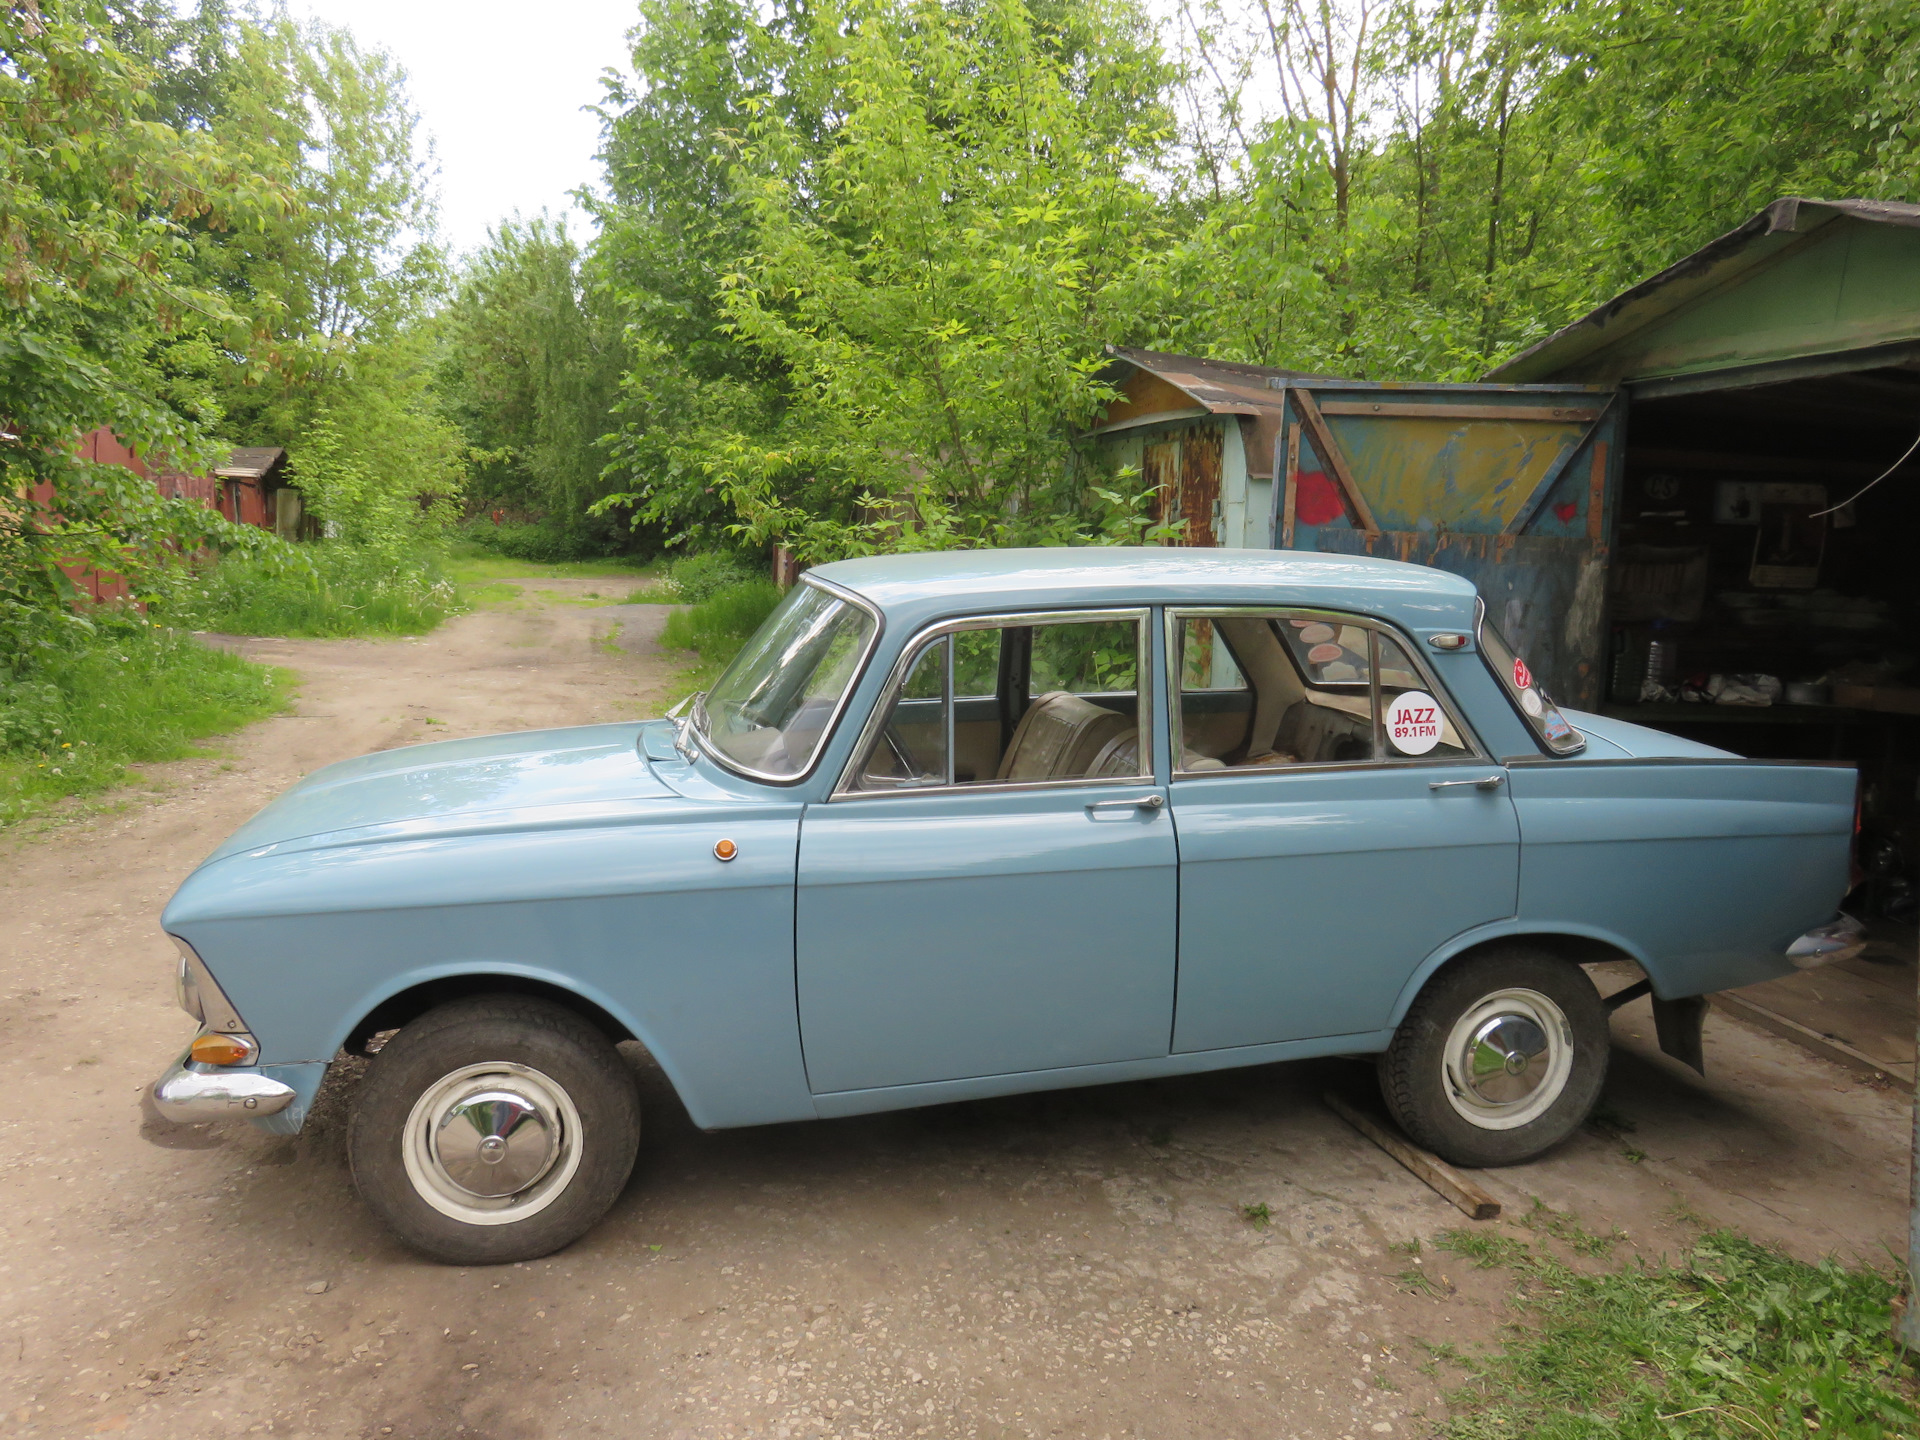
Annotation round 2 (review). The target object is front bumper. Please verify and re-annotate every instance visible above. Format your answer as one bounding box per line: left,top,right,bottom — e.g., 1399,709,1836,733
151,1048,297,1122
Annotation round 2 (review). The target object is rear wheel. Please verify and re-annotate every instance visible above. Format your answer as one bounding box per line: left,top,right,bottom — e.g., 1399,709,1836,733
1378,947,1607,1167
348,995,640,1264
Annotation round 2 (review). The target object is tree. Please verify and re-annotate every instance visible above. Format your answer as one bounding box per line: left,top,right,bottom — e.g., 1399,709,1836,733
1,0,283,615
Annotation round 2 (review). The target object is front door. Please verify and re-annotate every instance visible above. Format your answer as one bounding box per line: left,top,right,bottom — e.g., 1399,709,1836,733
796,610,1177,1095
1165,610,1520,1052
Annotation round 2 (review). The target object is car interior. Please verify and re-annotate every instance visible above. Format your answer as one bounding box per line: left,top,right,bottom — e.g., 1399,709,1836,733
852,611,1469,791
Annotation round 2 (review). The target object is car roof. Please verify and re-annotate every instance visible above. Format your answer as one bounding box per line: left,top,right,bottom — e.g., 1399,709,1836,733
808,547,1480,637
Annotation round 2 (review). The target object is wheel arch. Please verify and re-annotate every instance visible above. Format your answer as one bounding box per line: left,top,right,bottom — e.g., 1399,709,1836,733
1384,921,1654,1032
343,970,639,1056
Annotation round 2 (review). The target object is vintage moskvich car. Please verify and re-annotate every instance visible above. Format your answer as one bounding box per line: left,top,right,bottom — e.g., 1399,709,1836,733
153,549,1860,1262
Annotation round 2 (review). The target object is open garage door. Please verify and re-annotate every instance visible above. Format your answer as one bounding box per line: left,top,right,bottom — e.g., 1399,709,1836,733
1272,382,1625,709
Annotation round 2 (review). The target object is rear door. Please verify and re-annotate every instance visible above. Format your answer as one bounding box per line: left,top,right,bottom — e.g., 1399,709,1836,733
1166,609,1519,1052
1272,383,1622,710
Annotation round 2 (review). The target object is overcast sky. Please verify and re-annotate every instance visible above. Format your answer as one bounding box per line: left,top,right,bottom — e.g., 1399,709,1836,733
286,0,639,257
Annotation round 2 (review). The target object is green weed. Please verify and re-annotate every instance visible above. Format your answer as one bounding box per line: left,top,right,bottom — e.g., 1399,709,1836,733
1437,1229,1533,1270
1437,1231,1916,1439
180,544,460,637
660,578,782,673
1519,1200,1620,1259
1241,1202,1272,1228
0,616,289,826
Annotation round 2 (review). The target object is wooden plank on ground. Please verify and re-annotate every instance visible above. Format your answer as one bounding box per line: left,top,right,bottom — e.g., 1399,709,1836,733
1710,992,1915,1093
1323,1092,1502,1220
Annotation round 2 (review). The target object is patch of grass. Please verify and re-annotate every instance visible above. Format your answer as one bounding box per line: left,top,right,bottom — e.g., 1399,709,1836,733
1437,1231,1917,1439
659,578,784,701
1241,1202,1272,1228
1519,1200,1621,1259
1,616,290,826
181,544,461,637
442,543,660,584
1437,1228,1533,1270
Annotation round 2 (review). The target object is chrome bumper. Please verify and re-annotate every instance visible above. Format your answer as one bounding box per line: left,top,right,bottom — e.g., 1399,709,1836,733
152,1049,296,1122
1786,913,1867,971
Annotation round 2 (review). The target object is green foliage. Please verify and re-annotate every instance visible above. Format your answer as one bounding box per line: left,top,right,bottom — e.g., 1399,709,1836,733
177,543,460,637
592,0,1183,560
435,218,630,550
665,552,760,604
659,578,784,666
0,610,287,825
1434,1229,1917,1439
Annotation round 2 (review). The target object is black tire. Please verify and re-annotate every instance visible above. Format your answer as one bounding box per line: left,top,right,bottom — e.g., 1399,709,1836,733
347,994,640,1264
1377,946,1607,1168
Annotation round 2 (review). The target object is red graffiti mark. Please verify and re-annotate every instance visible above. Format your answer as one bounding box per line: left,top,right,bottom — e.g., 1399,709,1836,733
1294,470,1346,526
1552,501,1578,524
1514,658,1532,690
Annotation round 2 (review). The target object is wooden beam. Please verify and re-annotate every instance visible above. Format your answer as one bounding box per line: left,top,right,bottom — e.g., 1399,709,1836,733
1587,438,1610,545
1317,402,1601,423
1280,421,1301,548
1710,992,1914,1093
1291,389,1381,537
1324,1092,1502,1220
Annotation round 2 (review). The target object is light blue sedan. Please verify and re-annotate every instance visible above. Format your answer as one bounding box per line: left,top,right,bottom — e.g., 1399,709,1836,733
151,549,1860,1262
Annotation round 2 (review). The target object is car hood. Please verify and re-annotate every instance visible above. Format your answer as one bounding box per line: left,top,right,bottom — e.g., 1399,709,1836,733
203,723,675,863
1561,708,1738,761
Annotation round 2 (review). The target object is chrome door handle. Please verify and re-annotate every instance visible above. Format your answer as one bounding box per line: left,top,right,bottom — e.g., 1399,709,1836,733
1429,774,1505,792
1086,794,1166,814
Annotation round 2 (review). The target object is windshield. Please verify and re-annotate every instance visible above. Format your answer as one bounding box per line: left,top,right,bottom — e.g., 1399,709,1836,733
1478,613,1584,756
695,581,878,779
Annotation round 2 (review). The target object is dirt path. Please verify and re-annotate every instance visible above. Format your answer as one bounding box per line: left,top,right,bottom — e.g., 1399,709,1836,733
0,583,1912,1440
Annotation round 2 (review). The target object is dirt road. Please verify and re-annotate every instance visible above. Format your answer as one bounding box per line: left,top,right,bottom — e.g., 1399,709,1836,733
1,581,1911,1440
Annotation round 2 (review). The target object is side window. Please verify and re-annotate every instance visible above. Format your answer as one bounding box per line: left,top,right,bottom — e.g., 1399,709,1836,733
853,637,949,790
1375,632,1470,761
1173,613,1473,772
849,615,1149,791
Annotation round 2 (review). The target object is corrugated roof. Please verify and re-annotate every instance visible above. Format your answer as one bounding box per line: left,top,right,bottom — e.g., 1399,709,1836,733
214,446,286,480
1488,198,1920,385
1095,345,1324,418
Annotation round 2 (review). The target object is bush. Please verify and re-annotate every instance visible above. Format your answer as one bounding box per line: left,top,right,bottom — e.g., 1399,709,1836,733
660,578,783,668
664,552,761,604
0,611,286,826
178,544,461,637
458,511,651,564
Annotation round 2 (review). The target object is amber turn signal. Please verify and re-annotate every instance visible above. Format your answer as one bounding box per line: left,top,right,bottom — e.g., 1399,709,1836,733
713,838,737,861
189,1032,258,1067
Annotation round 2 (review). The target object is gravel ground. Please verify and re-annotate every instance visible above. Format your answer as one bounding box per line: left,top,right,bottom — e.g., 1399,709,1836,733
0,579,1910,1439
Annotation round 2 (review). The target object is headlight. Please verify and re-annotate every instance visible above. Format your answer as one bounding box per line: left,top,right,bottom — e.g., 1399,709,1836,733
168,936,248,1033
173,937,205,1022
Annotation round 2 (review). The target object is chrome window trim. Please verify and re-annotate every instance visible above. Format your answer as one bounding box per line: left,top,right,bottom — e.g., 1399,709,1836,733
1163,605,1490,779
690,573,886,787
1475,596,1585,757
832,607,1154,799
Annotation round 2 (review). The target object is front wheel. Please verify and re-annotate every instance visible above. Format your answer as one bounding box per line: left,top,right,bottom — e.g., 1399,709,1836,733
1377,947,1607,1168
348,995,641,1264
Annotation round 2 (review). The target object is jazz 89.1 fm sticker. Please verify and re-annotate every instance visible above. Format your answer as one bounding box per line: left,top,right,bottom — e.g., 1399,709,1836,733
1386,691,1443,755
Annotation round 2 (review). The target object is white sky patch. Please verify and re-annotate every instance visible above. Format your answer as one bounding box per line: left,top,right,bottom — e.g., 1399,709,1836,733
284,0,638,257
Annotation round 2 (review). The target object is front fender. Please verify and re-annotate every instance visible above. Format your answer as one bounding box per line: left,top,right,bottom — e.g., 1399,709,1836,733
164,810,817,1131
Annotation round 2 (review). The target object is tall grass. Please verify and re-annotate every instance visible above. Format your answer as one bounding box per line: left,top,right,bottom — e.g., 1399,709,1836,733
659,578,782,670
0,614,287,825
180,544,461,637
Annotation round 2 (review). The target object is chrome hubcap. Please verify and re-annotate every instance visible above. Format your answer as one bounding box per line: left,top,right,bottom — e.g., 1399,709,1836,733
403,1062,584,1226
1442,989,1574,1131
433,1089,558,1198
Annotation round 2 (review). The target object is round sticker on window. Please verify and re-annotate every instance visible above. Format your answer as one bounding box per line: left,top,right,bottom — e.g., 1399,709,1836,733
1385,691,1444,755
1297,622,1335,643
1307,642,1344,665
1520,686,1544,717
1513,658,1533,690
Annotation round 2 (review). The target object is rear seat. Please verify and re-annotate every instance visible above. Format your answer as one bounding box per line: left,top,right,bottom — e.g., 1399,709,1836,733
1272,699,1372,764
997,692,1133,781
